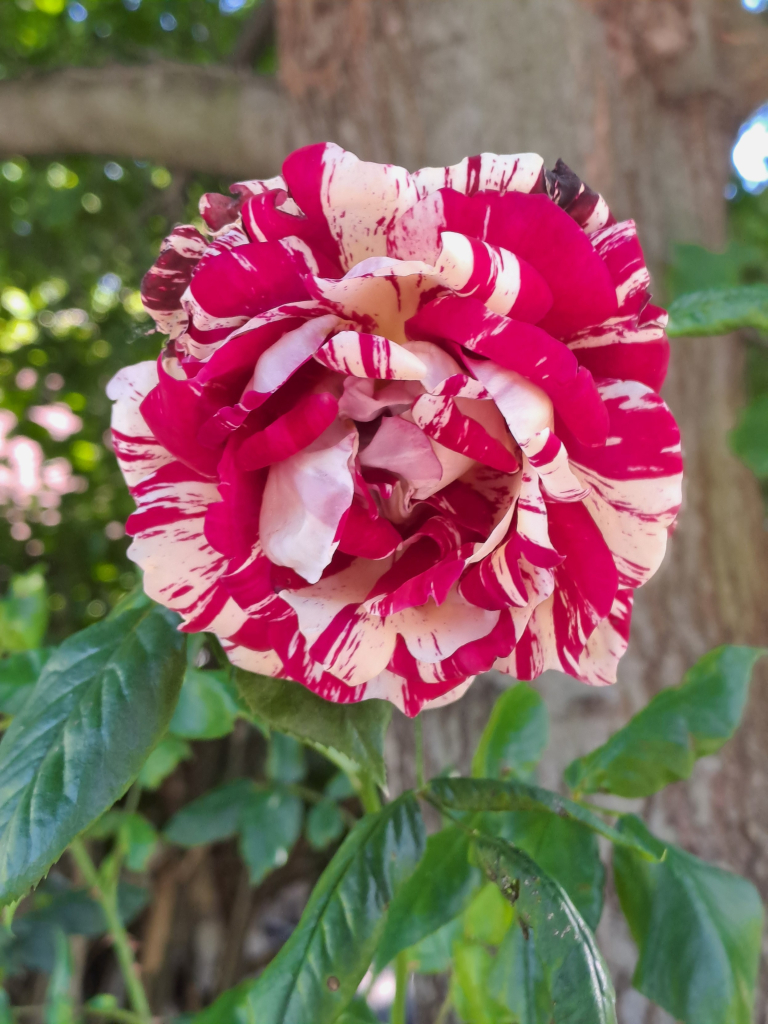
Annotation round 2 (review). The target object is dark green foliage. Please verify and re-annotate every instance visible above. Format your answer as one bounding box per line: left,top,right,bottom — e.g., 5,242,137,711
476,834,617,1024
667,284,768,336
0,589,185,904
614,816,763,1024
565,646,764,797
236,671,392,786
165,779,303,885
427,777,666,860
471,682,548,781
197,793,425,1024
375,826,480,971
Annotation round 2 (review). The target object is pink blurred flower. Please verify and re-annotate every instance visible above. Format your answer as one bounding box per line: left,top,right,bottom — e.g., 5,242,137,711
28,402,83,442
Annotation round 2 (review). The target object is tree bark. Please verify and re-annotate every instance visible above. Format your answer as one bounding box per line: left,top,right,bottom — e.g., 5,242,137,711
273,2,768,1021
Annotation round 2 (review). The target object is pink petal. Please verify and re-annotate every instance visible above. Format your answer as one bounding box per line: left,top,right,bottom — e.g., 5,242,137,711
358,416,442,492
259,420,358,584
245,314,342,408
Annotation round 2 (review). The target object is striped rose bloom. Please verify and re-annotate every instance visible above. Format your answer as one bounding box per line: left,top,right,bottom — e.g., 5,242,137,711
108,143,682,716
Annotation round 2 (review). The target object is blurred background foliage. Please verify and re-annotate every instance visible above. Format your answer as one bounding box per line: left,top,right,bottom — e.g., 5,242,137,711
0,0,273,640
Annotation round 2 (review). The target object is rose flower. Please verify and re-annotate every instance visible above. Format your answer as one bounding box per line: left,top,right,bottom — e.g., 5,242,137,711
108,143,682,716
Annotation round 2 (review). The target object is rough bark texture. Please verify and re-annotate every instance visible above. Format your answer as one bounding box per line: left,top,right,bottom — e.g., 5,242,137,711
3,2,768,1020
273,3,768,1022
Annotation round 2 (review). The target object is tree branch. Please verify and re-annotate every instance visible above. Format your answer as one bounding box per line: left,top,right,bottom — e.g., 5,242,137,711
0,61,294,179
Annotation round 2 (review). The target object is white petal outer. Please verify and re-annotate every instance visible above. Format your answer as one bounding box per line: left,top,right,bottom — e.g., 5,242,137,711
311,262,438,344
259,422,358,585
392,589,500,663
315,330,427,380
572,380,682,589
364,670,475,715
249,314,341,396
410,152,544,197
279,557,392,646
107,362,174,488
109,359,248,638
316,145,544,271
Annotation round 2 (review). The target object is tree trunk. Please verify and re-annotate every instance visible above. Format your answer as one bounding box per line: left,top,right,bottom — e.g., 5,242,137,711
276,2,768,1020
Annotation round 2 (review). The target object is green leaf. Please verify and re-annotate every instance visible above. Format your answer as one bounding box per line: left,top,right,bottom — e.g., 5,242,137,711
164,780,255,847
119,813,159,872
169,667,241,739
452,943,514,1024
427,777,666,861
487,810,604,930
472,682,548,781
462,880,515,946
565,646,764,797
137,735,191,790
324,771,355,801
235,671,391,787
238,788,303,884
0,590,186,906
0,571,48,655
198,793,425,1024
335,997,379,1024
731,393,768,478
305,799,345,851
266,732,306,784
44,930,75,1024
0,648,53,716
375,826,480,971
667,284,768,337
475,833,617,1024
0,990,13,1024
488,927,551,1024
404,917,463,975
614,815,763,1024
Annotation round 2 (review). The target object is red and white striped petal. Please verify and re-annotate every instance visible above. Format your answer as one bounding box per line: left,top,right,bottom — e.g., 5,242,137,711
590,220,649,317
107,362,175,488
282,144,544,274
245,314,342,408
308,605,399,687
259,420,358,585
141,226,206,336
411,393,518,474
434,231,552,321
310,258,440,344
392,588,500,663
567,303,670,394
562,380,682,588
413,295,609,446
280,557,392,646
127,463,248,638
314,330,428,380
236,392,339,471
411,152,544,199
283,144,422,271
